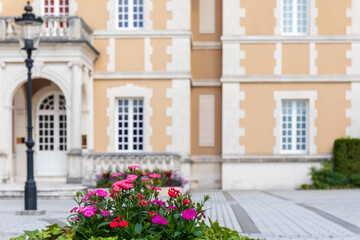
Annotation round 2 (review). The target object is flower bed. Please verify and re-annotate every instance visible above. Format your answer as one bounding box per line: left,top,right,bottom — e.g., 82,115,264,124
95,169,188,189
12,165,259,240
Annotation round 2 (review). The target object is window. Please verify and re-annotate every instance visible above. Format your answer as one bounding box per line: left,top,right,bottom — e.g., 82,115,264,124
43,0,69,16
118,0,144,29
281,100,308,153
117,99,144,152
282,0,308,35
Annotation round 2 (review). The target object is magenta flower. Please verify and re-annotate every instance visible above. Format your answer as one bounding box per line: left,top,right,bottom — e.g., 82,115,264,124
151,214,168,225
149,199,165,207
129,165,140,169
142,178,150,182
113,180,133,191
168,205,177,210
146,185,153,190
70,217,80,221
101,210,112,217
149,173,161,178
181,209,198,220
112,173,122,177
96,189,108,197
69,207,78,213
83,208,96,217
153,187,162,191
126,174,138,181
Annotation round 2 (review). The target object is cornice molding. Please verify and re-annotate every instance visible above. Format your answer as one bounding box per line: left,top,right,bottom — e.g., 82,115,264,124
222,75,360,82
94,71,191,80
222,35,360,43
94,30,192,38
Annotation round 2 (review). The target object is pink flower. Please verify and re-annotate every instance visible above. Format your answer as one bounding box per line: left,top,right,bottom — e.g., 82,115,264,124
70,217,80,221
149,173,161,178
151,214,167,225
96,189,108,197
142,178,150,182
101,210,112,217
138,200,147,206
83,208,96,217
112,173,122,177
126,175,138,181
146,185,153,190
168,205,177,210
113,180,133,191
153,187,162,191
181,209,198,220
129,165,140,169
69,207,78,213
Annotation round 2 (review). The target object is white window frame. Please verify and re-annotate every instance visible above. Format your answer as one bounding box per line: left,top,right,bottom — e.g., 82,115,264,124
117,0,144,30
116,98,144,152
41,0,70,16
273,91,317,155
281,100,308,154
106,84,153,152
281,0,309,35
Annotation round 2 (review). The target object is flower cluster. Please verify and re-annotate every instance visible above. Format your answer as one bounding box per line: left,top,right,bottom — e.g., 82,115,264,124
68,165,209,239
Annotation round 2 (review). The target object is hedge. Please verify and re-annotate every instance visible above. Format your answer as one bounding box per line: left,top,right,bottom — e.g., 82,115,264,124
333,138,360,177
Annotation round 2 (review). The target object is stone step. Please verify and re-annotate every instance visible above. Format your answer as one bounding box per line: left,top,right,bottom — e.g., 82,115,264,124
0,183,87,199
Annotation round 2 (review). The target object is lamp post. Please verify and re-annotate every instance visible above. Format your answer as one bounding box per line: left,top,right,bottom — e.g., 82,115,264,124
15,1,43,211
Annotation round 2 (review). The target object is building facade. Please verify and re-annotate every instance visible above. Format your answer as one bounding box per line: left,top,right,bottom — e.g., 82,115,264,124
0,0,358,189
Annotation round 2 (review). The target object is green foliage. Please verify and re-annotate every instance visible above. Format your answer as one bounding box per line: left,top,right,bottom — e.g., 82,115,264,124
299,160,360,190
333,138,360,177
10,224,76,240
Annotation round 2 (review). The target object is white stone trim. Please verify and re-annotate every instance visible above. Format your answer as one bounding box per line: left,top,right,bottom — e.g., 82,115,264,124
166,38,190,72
346,1,360,35
106,84,153,152
273,91,317,154
222,83,245,155
199,95,215,147
274,43,282,74
310,43,318,75
223,43,245,76
167,0,190,30
223,0,245,35
70,0,78,15
274,0,282,35
0,3,2,14
144,38,153,71
199,0,215,34
107,0,116,30
221,35,360,43
143,0,153,30
94,71,191,79
166,79,190,154
221,75,360,83
346,83,360,137
94,30,191,38
347,43,360,75
107,38,115,72
309,0,318,35
191,79,221,87
192,41,222,50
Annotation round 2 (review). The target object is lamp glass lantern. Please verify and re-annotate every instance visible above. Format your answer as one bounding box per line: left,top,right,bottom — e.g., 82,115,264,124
15,2,43,50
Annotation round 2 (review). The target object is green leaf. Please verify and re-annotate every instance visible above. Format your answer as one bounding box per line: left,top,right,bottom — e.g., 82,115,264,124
174,213,180,220
97,221,112,229
193,231,202,237
174,231,182,237
23,230,39,238
134,223,143,234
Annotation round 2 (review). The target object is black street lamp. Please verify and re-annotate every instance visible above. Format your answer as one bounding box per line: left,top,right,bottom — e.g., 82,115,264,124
15,1,43,211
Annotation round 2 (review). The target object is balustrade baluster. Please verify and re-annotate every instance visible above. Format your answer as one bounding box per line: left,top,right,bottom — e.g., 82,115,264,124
6,18,14,37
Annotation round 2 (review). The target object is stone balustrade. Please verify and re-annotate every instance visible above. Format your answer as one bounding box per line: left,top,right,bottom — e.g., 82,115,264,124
81,152,183,186
0,16,92,43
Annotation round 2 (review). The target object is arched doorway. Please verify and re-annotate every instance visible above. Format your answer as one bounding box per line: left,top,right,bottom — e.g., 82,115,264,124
36,91,67,176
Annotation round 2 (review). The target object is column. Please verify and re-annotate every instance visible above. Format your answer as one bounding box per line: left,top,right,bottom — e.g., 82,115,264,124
67,62,83,183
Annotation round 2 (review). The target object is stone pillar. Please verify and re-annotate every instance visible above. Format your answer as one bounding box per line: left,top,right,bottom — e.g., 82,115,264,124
67,62,83,183
0,62,7,183
85,67,95,151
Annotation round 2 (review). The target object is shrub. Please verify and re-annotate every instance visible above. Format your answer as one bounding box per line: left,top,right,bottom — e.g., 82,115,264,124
12,165,254,240
333,138,360,177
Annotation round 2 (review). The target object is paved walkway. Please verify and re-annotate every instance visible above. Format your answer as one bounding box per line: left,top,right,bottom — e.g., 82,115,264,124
1,189,360,240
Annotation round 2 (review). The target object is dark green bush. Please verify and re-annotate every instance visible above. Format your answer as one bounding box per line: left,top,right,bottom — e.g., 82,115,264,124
333,138,360,177
349,174,360,187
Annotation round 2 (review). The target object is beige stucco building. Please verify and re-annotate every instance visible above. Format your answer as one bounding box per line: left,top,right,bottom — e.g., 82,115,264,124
0,0,358,189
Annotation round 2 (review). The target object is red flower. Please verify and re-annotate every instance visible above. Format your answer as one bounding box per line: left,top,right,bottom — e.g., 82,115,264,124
168,190,176,198
110,221,119,228
119,221,128,227
114,217,121,221
138,200,147,207
148,211,156,216
184,199,190,205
